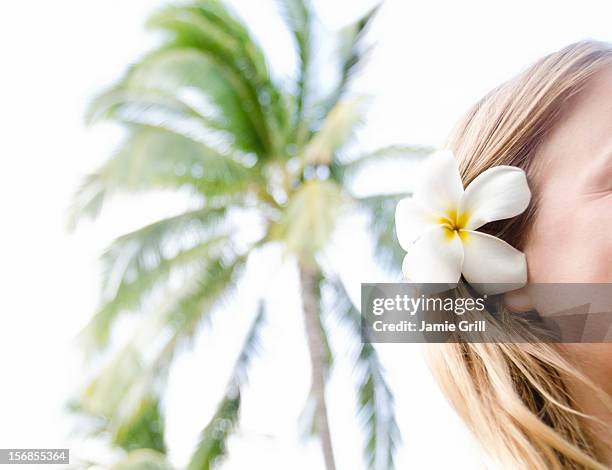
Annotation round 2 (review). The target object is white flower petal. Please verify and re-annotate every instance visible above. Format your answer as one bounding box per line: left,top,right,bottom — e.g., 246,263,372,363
460,166,531,230
402,225,464,284
395,197,439,250
460,230,527,293
413,150,464,217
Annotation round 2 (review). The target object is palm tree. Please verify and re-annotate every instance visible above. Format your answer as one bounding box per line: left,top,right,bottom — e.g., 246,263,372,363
71,1,431,469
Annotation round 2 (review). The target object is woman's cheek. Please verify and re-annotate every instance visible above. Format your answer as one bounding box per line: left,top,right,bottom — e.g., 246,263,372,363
565,199,612,282
524,198,611,282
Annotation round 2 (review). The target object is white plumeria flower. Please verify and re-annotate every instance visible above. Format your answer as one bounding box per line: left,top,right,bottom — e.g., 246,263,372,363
395,150,531,294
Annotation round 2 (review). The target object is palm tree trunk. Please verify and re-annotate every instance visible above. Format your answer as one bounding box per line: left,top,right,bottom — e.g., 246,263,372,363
298,261,337,470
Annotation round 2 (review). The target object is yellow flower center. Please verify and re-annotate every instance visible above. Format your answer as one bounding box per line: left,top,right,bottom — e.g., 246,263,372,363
438,208,470,241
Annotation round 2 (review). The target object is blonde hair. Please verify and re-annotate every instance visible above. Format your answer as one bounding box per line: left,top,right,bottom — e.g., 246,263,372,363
427,41,612,469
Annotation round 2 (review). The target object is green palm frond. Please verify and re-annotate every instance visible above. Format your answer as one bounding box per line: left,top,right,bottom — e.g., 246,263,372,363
79,257,248,447
162,253,247,340
188,303,266,470
188,396,240,470
113,394,166,453
84,239,229,351
159,0,272,88
148,2,288,156
277,0,310,66
316,4,380,120
80,207,230,349
77,346,169,457
83,202,241,348
357,193,411,272
356,345,400,470
100,207,229,294
328,278,400,470
69,126,254,228
85,85,212,130
276,0,311,134
87,49,261,155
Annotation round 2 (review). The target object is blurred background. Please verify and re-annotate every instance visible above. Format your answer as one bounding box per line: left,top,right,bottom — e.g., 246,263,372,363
0,1,610,469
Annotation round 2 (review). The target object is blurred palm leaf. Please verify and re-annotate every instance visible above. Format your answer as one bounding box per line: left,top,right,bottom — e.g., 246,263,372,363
188,304,265,470
316,4,379,120
277,0,311,139
147,3,288,156
328,277,400,470
168,256,245,336
69,127,252,227
114,395,166,453
82,210,231,349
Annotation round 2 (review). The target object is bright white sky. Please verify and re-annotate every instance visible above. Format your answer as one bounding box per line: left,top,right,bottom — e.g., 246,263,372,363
0,1,610,469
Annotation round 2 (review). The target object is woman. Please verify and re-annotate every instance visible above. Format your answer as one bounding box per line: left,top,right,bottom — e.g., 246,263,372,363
426,41,612,469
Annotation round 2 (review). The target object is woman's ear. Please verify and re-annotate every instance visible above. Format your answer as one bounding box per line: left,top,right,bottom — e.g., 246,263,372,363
504,286,534,313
